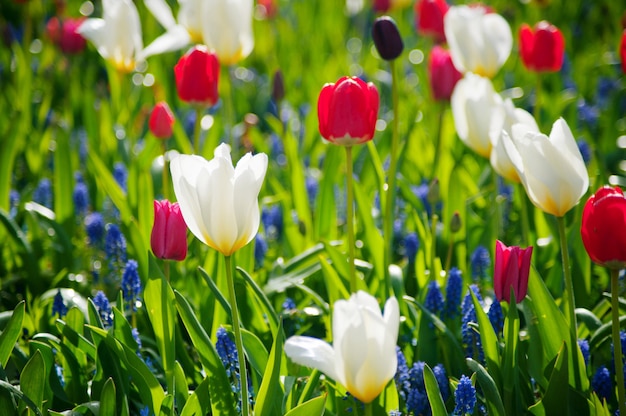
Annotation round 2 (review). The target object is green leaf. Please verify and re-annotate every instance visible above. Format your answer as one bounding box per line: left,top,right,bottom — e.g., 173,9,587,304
424,363,448,416
175,290,237,416
530,343,569,416
180,376,211,416
144,257,176,390
255,320,285,416
198,266,232,316
466,358,506,416
241,328,270,377
100,378,116,416
470,292,502,392
53,128,74,230
314,145,341,240
284,395,326,416
0,380,43,416
174,360,189,409
21,350,46,412
0,300,25,368
237,266,280,332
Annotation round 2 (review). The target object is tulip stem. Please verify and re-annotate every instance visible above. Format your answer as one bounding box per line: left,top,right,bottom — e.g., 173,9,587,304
345,145,357,294
224,255,250,416
430,102,444,180
518,184,530,246
161,141,169,200
556,216,577,337
193,106,203,155
534,74,541,127
383,59,400,299
610,268,626,416
364,402,373,416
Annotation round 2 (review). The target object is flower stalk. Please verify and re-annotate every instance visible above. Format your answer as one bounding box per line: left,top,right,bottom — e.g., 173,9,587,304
345,145,357,293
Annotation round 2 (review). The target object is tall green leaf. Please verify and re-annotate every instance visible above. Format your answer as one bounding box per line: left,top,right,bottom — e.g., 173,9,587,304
0,301,25,368
255,320,285,416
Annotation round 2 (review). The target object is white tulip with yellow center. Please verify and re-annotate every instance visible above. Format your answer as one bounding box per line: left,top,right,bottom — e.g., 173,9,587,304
77,0,144,73
489,98,539,183
170,143,268,256
200,0,254,66
444,5,512,78
503,118,589,217
451,73,503,158
284,291,400,404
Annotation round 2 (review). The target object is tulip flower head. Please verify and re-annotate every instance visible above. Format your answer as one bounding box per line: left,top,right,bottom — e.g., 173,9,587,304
46,17,87,54
415,0,449,43
150,200,188,261
581,186,626,269
428,45,463,101
174,46,220,107
318,76,379,146
201,0,254,65
502,118,589,217
489,98,539,182
170,143,268,256
372,16,404,61
77,0,144,72
149,102,175,139
494,240,533,303
444,5,512,78
450,73,502,158
284,291,400,404
519,21,565,72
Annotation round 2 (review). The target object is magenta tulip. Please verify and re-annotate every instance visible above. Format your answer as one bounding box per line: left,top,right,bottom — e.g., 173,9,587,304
151,200,188,261
494,240,533,303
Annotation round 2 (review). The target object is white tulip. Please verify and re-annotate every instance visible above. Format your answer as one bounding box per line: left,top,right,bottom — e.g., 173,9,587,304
77,0,143,72
142,0,203,59
285,291,400,404
503,118,589,217
201,0,254,66
170,143,268,256
489,98,539,182
444,5,512,78
451,73,502,158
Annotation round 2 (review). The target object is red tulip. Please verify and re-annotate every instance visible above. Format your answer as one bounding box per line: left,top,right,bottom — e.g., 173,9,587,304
581,186,626,269
373,0,391,13
519,21,565,72
317,76,379,146
151,200,188,261
149,102,175,139
174,46,219,107
415,0,449,43
258,0,278,19
619,29,626,74
46,17,86,54
428,45,462,101
494,240,533,303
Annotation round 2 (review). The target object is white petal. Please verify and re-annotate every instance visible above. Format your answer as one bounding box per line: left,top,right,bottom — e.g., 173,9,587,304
481,13,512,76
170,155,211,245
232,153,268,247
77,18,109,58
140,25,191,59
284,336,339,383
144,0,177,29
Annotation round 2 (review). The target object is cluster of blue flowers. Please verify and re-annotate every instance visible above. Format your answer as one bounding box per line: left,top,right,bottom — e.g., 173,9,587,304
215,327,254,413
454,375,477,415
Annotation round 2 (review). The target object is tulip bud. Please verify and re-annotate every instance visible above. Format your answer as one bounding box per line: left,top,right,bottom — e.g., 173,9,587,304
149,102,175,139
174,46,220,107
450,211,462,233
581,186,626,270
272,70,285,102
519,21,565,72
317,76,379,146
494,240,533,303
415,0,449,43
372,17,404,61
427,178,440,205
46,17,86,54
150,200,188,261
428,45,462,101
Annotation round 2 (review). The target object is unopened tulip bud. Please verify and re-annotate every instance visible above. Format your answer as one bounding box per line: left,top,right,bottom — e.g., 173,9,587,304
149,102,175,139
272,70,285,102
372,16,404,61
150,200,188,261
450,211,462,233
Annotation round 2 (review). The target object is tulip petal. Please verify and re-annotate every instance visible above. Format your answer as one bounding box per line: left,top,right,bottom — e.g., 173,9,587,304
284,336,339,382
170,155,211,245
141,25,191,59
144,0,177,29
481,13,513,77
77,18,108,57
232,153,268,250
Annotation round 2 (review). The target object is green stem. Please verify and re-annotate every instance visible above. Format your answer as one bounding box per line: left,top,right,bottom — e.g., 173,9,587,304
161,141,169,200
445,234,454,273
492,169,501,242
430,213,438,275
193,106,203,155
430,102,445,180
163,260,170,283
534,74,541,127
556,216,577,337
224,255,249,416
364,402,373,416
383,59,400,299
345,146,357,294
224,66,238,153
518,183,529,246
611,268,626,416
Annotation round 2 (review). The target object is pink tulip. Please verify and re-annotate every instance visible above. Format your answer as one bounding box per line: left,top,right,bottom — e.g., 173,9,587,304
494,240,533,303
151,200,188,261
